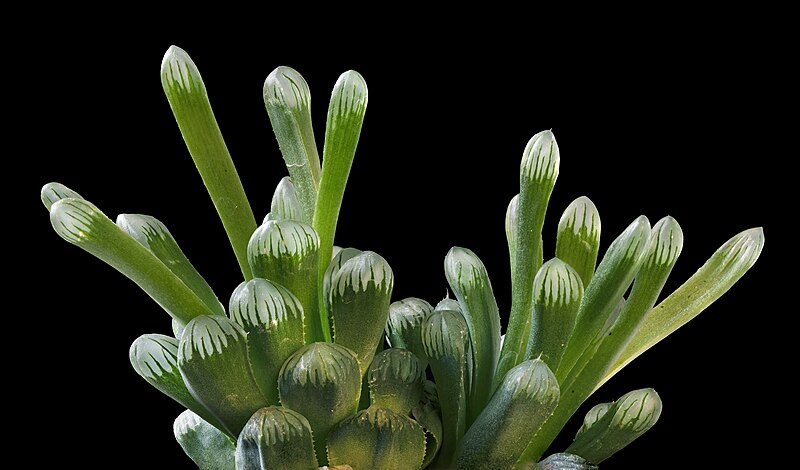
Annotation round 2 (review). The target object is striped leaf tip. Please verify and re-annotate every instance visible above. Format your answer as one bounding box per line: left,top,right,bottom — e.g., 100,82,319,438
444,246,489,290
535,453,598,469
330,70,368,119
575,402,612,438
41,182,82,210
264,66,311,110
719,227,765,268
616,215,652,261
422,309,470,359
160,45,205,95
386,297,433,349
179,315,246,361
434,297,462,313
521,130,560,184
279,342,361,388
266,176,303,223
129,334,179,380
368,349,424,414
236,407,318,469
610,388,662,433
506,194,520,237
558,196,600,238
503,358,560,403
332,251,394,297
49,197,108,245
174,410,235,470
645,216,684,268
248,219,320,261
229,278,304,329
534,258,584,307
115,214,170,248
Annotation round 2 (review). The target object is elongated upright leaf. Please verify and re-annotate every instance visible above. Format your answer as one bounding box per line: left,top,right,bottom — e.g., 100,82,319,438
322,247,362,314
229,278,305,404
556,196,601,286
129,334,226,433
161,45,257,279
264,67,320,223
566,388,662,464
247,219,325,343
422,309,470,466
444,247,501,421
278,342,361,465
174,410,236,470
454,359,559,470
368,348,424,414
178,315,268,436
264,176,303,223
602,227,764,386
117,213,224,316
41,182,83,210
236,406,318,470
386,297,433,368
49,198,213,325
313,71,368,291
557,216,651,382
329,251,394,372
525,258,584,374
501,130,560,380
506,194,519,279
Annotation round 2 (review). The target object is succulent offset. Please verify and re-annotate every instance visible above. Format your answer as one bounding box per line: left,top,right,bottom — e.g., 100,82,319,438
42,46,764,469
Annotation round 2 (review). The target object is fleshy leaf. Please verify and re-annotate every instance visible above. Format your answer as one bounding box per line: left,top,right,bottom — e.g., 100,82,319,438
264,176,303,223
117,213,224,316
444,246,501,421
556,196,601,287
329,251,394,372
161,45,257,279
322,247,362,315
533,453,598,470
41,182,83,210
412,381,442,468
368,348,424,415
326,406,426,470
454,359,559,470
506,194,519,280
247,219,325,343
501,130,560,382
236,406,318,470
174,410,235,470
49,197,213,325
178,315,268,436
385,297,433,369
229,278,305,404
278,342,361,465
264,67,321,223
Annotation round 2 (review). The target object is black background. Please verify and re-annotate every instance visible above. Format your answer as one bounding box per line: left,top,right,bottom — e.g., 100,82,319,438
24,21,785,468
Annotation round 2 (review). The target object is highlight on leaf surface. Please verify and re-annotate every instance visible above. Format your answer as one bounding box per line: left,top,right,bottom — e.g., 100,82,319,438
178,315,268,437
173,410,235,470
368,348,424,415
41,182,83,210
534,453,598,470
264,176,303,223
236,406,318,470
323,247,363,313
385,297,433,368
326,406,427,470
556,196,601,287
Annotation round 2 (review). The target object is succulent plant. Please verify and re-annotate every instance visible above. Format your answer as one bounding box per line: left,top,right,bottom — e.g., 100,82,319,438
42,46,764,469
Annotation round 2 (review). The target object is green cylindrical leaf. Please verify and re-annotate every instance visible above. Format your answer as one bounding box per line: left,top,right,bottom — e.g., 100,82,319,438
534,453,598,470
229,278,305,404
575,402,612,438
327,406,427,470
556,196,601,287
506,194,519,280
444,246,501,422
174,410,235,470
278,342,361,465
329,251,394,372
435,297,462,313
566,388,662,464
501,130,560,383
178,315,268,436
323,247,362,314
117,213,224,316
604,227,764,385
247,219,325,343
41,182,83,210
368,348,424,415
235,406,318,470
557,215,651,382
264,67,320,223
421,309,470,466
161,45,257,280
386,297,433,369
264,176,303,223
49,198,213,325
454,359,559,470
313,70,368,293
525,258,584,373
130,334,226,433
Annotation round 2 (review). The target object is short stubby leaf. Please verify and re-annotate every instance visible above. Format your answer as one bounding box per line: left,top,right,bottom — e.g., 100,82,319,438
329,251,394,372
264,177,303,223
174,410,235,470
368,348,424,415
326,406,426,470
323,247,362,313
229,278,305,404
178,315,268,436
41,182,83,210
278,342,361,465
385,297,433,368
534,453,598,470
236,406,318,470
556,196,601,287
